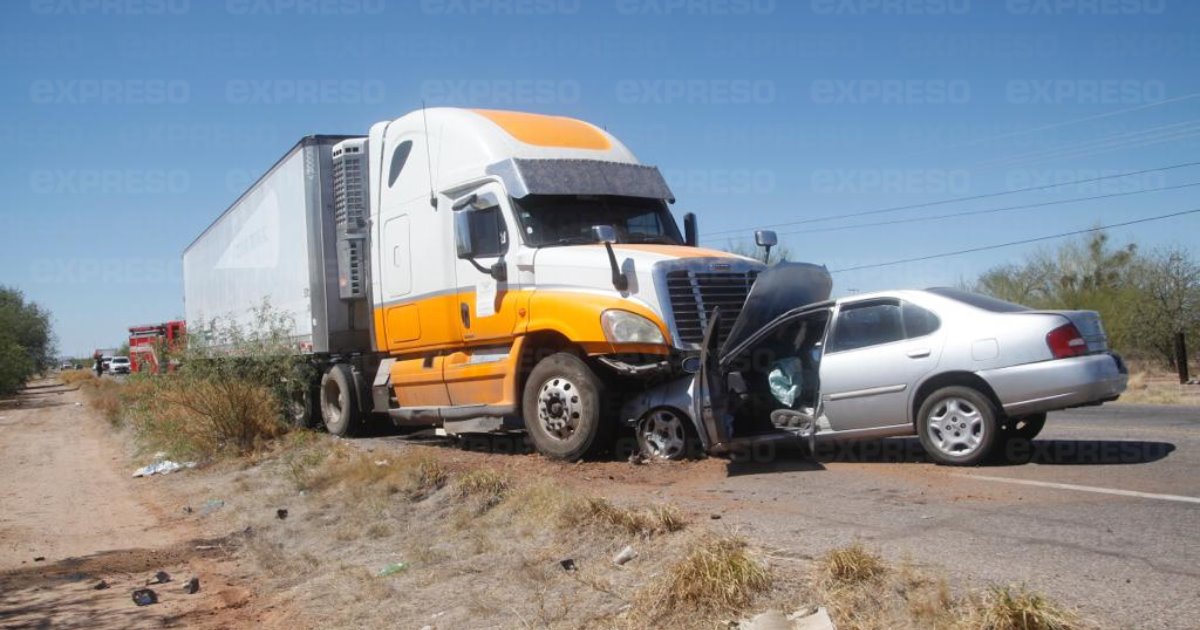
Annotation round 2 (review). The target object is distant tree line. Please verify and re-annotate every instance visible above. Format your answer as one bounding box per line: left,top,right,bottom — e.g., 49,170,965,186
0,286,55,396
971,232,1199,368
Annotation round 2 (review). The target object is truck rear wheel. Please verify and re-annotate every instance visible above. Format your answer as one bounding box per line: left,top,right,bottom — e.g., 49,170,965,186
321,364,362,437
522,352,611,461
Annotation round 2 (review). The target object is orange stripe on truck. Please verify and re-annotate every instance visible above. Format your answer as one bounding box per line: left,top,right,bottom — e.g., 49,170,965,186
471,109,612,150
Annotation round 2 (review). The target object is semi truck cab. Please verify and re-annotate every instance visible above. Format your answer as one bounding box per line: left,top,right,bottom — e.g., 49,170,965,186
345,108,768,459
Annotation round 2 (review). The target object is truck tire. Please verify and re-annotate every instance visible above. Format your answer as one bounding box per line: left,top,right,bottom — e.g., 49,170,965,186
522,352,612,461
321,364,362,437
916,385,999,466
287,381,319,428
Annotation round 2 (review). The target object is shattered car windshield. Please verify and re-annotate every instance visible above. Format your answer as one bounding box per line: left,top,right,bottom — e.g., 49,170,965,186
512,194,683,247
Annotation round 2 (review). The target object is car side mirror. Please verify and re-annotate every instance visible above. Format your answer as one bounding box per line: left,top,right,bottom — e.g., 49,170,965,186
755,229,778,264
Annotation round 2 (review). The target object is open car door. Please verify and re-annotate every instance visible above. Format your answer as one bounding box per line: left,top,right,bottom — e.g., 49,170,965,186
695,262,834,451
696,307,730,449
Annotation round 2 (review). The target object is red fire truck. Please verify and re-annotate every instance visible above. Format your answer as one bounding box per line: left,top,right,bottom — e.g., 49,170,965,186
128,320,186,374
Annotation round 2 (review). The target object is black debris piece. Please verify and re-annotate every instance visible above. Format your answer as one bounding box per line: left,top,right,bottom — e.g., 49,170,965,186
559,559,576,572
276,508,288,520
93,580,109,590
153,571,171,584
183,577,200,594
132,588,158,607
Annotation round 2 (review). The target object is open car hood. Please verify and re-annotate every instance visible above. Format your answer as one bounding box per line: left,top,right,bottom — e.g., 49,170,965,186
720,262,833,357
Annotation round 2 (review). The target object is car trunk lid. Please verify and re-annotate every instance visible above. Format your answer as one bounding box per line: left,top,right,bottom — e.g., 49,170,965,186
1025,309,1109,354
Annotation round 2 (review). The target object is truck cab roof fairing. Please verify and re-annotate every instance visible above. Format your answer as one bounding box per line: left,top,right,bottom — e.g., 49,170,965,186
485,158,675,202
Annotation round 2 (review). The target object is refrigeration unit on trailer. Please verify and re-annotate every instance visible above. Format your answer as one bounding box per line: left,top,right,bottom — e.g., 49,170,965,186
183,108,775,460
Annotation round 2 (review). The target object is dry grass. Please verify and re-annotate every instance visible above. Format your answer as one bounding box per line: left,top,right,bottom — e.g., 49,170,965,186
77,376,126,426
59,370,96,386
812,545,1085,630
816,543,888,587
1120,370,1188,405
456,468,511,512
633,533,771,622
123,376,286,460
969,585,1081,630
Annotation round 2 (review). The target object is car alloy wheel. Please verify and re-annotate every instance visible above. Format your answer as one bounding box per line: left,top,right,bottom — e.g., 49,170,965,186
636,408,689,460
925,396,985,457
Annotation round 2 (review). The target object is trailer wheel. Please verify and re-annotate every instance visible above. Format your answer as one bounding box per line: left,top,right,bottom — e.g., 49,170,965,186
321,364,361,437
522,352,611,461
287,381,319,428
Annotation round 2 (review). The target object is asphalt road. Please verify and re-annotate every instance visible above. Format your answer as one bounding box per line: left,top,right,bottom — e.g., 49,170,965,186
662,404,1199,630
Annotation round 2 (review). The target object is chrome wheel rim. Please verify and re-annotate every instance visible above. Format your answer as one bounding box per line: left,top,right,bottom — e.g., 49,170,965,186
537,377,582,441
638,409,687,460
926,397,984,457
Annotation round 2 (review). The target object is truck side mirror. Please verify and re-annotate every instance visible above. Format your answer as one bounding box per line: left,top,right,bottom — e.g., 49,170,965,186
683,212,698,247
591,224,617,244
591,225,628,292
454,211,475,259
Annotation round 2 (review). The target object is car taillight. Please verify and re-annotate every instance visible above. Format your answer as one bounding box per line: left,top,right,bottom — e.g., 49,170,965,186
1046,323,1087,358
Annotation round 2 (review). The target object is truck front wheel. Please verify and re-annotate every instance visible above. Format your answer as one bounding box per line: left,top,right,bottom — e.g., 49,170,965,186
522,352,611,461
321,364,362,437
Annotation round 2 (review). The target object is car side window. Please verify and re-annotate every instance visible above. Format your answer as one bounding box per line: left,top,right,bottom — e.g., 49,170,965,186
902,302,940,338
829,301,903,353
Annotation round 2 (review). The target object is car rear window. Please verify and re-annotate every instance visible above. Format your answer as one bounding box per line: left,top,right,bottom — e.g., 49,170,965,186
926,287,1030,313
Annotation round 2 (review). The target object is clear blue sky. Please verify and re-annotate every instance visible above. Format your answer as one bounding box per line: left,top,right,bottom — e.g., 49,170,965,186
2,0,1198,356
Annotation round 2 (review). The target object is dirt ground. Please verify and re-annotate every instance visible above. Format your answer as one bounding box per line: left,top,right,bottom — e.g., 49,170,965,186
0,380,260,629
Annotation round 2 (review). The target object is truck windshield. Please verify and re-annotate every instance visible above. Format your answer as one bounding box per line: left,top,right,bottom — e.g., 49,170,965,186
512,194,683,247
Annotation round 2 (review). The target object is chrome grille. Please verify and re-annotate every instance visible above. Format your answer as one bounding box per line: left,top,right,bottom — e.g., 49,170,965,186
666,269,758,346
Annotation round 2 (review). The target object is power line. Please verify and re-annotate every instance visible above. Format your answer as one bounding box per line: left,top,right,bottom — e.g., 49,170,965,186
700,160,1200,240
968,119,1200,168
829,207,1200,274
774,181,1200,237
899,91,1200,159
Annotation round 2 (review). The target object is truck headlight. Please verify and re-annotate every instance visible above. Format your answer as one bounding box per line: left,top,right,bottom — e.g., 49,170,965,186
601,310,665,345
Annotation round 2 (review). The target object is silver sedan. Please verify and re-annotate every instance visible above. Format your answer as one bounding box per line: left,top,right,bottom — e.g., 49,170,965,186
625,263,1129,466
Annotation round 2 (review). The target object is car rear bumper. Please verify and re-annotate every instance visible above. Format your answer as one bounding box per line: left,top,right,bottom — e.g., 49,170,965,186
980,353,1128,417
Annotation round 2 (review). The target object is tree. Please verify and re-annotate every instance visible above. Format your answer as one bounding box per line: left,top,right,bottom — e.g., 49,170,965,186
0,286,56,396
971,232,1198,366
1128,248,1200,368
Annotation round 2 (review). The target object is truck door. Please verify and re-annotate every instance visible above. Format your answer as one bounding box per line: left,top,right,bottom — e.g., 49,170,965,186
443,184,527,406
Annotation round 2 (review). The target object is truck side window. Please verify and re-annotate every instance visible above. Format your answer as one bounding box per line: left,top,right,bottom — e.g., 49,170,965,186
466,207,507,258
387,141,413,188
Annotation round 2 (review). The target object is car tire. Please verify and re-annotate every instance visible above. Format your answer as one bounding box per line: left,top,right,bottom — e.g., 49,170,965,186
1003,412,1046,441
916,386,999,466
636,407,699,461
522,352,611,461
321,364,362,437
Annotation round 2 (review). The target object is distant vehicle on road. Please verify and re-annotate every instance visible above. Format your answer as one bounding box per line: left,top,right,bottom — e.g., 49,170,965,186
109,357,131,375
128,320,185,374
625,265,1129,466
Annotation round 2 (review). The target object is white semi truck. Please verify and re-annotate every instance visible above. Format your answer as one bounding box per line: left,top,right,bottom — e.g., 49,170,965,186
183,108,769,460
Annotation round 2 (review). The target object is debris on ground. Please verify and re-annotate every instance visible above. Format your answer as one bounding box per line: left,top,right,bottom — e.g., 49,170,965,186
276,508,288,520
33,556,45,562
151,571,171,584
628,452,647,465
131,588,158,607
711,514,722,520
132,453,196,478
559,558,577,572
199,499,225,515
183,577,200,594
733,607,836,630
613,545,638,566
377,563,408,577
93,580,109,590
